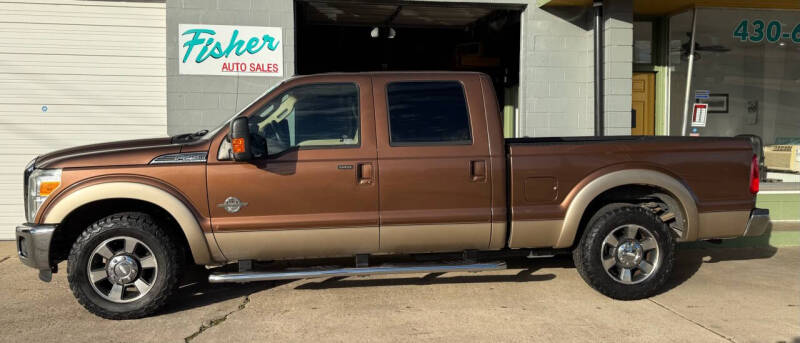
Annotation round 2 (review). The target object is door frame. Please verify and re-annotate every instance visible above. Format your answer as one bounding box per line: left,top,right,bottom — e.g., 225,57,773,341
633,16,669,135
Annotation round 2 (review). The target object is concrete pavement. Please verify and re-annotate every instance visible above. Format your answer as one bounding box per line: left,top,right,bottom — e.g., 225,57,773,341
0,242,797,343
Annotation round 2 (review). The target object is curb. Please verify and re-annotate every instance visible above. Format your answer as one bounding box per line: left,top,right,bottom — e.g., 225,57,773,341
679,223,799,249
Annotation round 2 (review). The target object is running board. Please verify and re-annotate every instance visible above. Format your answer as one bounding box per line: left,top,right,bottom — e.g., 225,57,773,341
208,261,507,283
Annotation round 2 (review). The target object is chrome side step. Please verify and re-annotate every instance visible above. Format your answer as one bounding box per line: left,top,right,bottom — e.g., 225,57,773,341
208,261,507,283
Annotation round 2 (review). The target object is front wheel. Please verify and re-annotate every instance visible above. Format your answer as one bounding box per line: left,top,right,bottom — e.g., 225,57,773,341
67,212,181,319
573,206,675,300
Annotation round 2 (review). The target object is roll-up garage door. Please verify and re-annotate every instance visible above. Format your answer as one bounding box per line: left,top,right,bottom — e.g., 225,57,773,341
0,0,167,239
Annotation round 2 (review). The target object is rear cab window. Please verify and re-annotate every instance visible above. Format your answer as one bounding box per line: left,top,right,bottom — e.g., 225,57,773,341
386,81,472,146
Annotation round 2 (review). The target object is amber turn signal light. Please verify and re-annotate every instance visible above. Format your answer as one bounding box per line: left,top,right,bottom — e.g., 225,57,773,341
232,137,246,154
39,181,60,196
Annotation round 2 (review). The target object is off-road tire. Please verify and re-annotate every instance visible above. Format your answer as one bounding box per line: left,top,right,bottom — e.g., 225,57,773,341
573,206,675,300
67,212,181,319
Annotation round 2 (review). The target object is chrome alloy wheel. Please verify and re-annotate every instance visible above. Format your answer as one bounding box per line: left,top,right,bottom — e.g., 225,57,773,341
600,224,660,285
86,236,158,303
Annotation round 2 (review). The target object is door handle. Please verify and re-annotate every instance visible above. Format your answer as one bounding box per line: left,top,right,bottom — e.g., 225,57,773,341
358,162,373,185
470,160,486,182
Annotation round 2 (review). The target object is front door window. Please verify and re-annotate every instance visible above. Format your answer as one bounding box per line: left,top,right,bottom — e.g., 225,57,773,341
247,83,360,157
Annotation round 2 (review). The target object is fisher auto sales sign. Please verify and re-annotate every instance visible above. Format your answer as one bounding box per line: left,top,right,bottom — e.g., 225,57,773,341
179,24,283,76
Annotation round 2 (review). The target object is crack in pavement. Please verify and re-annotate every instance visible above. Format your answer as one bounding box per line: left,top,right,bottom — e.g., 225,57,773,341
648,299,735,342
184,295,251,343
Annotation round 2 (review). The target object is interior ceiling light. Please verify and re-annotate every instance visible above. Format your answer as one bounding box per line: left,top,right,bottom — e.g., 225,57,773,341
370,27,380,38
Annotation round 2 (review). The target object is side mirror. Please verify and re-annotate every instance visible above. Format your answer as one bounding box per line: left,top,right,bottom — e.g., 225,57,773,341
229,117,252,161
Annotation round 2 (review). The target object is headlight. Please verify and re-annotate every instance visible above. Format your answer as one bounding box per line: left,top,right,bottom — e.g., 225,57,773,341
26,168,61,223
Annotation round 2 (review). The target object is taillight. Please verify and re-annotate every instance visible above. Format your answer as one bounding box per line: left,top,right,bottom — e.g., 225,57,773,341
749,154,759,194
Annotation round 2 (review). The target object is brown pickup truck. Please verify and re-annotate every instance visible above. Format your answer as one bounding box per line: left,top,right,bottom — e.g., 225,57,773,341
16,72,769,319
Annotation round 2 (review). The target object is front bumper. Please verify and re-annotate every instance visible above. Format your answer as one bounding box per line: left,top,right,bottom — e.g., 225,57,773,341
16,223,57,282
743,208,770,237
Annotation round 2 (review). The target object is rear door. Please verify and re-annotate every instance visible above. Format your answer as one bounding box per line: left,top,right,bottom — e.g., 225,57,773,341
372,74,492,253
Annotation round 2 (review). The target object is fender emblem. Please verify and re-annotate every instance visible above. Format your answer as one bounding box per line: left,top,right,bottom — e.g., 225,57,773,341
217,197,248,213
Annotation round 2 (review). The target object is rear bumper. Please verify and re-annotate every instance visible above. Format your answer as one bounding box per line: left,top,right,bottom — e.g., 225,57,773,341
16,223,56,281
743,208,770,237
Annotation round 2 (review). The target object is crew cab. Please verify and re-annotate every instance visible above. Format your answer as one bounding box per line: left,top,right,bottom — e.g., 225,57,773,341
16,72,769,319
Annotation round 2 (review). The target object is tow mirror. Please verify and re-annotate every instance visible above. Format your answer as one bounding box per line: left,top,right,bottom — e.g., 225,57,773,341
229,117,252,161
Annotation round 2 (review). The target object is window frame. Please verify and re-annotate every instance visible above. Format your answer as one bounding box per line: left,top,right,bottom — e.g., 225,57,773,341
247,81,362,159
385,80,474,147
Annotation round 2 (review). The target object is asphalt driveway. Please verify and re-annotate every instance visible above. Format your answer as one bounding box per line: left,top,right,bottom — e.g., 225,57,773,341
0,242,797,343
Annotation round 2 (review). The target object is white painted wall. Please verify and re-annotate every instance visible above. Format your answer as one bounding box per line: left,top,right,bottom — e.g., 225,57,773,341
0,0,167,239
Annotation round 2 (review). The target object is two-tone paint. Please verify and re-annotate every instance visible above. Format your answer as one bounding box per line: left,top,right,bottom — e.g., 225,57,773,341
26,72,762,271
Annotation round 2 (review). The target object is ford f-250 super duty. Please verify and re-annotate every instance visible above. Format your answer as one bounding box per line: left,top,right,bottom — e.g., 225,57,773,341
16,72,769,319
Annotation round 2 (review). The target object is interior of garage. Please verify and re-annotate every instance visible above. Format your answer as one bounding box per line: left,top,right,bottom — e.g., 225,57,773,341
295,1,522,133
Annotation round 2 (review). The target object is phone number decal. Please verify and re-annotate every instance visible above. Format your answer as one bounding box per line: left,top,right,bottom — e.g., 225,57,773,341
733,19,800,43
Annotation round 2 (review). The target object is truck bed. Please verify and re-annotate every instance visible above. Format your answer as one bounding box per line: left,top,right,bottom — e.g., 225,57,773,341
504,135,756,248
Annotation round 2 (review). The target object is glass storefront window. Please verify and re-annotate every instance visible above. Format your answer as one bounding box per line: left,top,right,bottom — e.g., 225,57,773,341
668,10,695,137
669,8,800,145
634,21,653,64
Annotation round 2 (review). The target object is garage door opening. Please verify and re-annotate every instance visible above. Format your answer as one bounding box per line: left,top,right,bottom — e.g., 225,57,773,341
295,1,522,135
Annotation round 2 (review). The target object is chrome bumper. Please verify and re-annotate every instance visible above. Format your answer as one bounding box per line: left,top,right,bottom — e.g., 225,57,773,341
16,224,57,282
743,208,770,237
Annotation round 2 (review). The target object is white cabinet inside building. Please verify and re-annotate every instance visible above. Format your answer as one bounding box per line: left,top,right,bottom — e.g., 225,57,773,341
0,0,167,239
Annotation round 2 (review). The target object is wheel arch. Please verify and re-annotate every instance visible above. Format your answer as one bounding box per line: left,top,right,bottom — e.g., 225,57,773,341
42,182,218,265
555,169,699,248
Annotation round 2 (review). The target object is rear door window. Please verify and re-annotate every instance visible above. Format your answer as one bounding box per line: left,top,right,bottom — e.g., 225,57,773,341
386,81,472,145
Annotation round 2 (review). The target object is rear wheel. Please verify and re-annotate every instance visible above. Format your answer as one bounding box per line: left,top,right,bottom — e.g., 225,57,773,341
573,206,675,300
67,212,181,319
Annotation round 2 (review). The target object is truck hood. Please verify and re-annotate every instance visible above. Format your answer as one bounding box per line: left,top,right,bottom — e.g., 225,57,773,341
35,137,182,169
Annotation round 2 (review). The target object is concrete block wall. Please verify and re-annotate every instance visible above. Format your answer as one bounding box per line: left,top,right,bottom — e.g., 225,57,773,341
602,0,633,135
519,6,594,137
166,0,294,135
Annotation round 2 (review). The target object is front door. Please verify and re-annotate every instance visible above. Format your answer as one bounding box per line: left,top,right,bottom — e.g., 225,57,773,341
206,76,379,261
632,72,656,135
371,74,492,253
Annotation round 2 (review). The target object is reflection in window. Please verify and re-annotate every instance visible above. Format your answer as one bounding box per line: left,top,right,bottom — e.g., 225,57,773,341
669,8,800,145
634,21,653,64
247,83,359,157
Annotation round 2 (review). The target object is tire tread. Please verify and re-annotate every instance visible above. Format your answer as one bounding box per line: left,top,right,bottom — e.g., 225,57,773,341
573,206,676,300
67,212,181,319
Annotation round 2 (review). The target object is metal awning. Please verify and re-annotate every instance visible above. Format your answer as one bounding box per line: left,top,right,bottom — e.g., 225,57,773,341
539,0,800,15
